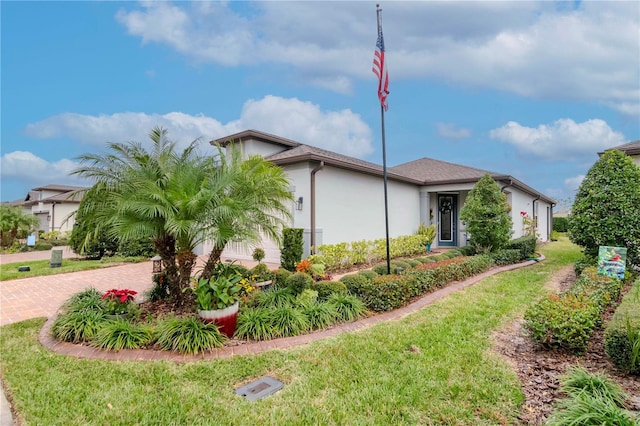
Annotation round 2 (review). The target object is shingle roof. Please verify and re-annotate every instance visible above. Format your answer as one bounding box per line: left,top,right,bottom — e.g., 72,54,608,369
211,129,301,149
30,184,88,192
266,144,422,184
390,157,507,183
599,140,640,156
21,185,87,206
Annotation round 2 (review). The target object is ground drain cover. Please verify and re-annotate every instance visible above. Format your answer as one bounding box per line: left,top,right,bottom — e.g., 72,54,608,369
235,377,284,401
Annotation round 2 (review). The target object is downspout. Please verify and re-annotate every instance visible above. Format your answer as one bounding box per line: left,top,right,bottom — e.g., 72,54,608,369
550,202,556,240
310,161,325,254
51,202,57,232
531,196,540,238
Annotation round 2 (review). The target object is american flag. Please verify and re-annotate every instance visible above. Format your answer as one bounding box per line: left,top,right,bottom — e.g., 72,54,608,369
372,22,389,111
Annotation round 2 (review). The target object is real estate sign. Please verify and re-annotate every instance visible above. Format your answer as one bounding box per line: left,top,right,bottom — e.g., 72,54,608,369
597,246,627,279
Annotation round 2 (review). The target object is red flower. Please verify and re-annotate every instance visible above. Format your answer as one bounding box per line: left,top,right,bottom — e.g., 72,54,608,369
102,289,137,303
520,211,527,216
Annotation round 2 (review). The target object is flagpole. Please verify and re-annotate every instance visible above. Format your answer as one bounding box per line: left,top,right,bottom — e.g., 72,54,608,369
376,4,391,275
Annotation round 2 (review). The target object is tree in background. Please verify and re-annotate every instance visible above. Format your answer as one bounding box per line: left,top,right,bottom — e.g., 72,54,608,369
568,150,640,266
459,174,512,252
0,205,39,248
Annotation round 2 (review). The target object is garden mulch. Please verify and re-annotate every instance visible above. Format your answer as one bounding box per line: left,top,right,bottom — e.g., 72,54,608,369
492,266,640,425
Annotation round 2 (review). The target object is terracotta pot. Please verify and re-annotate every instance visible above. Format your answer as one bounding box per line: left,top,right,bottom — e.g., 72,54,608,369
198,302,239,337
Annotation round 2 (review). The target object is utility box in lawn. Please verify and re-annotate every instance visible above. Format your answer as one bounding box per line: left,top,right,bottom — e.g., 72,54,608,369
50,249,63,268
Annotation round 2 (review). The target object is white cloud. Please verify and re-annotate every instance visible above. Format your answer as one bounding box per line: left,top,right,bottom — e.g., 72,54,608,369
24,96,374,158
0,151,86,186
24,112,228,149
564,174,585,191
435,122,471,140
115,2,639,114
489,118,627,161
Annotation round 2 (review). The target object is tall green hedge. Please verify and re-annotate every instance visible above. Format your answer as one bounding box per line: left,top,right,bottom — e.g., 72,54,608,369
605,278,640,375
281,228,304,271
568,150,640,266
553,217,569,232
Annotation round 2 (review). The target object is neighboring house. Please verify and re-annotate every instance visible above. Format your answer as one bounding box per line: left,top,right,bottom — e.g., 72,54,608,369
598,140,640,166
13,184,88,234
205,130,555,263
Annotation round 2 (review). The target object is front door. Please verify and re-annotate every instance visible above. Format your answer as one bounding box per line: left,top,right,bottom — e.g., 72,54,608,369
438,194,457,247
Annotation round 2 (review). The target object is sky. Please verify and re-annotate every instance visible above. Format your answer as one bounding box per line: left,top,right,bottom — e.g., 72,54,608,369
1,1,639,208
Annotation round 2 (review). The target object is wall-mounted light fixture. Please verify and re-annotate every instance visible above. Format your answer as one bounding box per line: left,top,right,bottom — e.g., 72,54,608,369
296,196,304,211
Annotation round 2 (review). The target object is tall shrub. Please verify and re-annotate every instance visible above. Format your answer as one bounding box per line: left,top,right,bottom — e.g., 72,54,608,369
281,228,304,271
459,174,512,252
568,150,640,266
553,217,569,232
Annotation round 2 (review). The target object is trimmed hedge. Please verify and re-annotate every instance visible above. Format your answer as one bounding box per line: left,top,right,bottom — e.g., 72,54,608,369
524,267,622,352
314,280,348,301
553,217,569,232
344,255,495,312
491,249,523,266
285,272,313,295
505,236,537,260
605,278,640,374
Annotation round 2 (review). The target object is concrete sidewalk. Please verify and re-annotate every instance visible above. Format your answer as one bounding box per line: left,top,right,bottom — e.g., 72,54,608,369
0,246,77,265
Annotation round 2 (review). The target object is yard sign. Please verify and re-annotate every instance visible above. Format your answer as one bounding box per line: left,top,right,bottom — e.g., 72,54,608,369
597,246,627,279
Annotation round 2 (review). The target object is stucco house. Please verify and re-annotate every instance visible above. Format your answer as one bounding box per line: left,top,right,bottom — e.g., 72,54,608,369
205,130,555,264
599,140,640,166
15,184,87,234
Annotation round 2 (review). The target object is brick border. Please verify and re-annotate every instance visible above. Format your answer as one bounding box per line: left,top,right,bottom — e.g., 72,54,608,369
39,256,543,362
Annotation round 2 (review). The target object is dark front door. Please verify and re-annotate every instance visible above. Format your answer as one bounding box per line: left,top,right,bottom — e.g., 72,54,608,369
438,194,457,247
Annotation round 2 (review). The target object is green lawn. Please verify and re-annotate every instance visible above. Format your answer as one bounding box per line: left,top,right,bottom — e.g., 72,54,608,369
0,238,581,425
0,257,146,281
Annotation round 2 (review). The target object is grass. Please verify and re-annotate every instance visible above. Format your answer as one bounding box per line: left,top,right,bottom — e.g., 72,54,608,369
0,237,582,425
0,256,146,281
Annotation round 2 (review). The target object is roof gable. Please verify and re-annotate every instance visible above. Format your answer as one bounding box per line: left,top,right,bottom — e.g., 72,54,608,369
210,129,301,149
390,157,507,183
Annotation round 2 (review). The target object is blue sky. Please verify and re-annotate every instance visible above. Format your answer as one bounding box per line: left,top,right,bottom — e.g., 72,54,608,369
2,1,639,208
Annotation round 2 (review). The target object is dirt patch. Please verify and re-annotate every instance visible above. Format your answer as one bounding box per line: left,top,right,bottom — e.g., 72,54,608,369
492,267,640,425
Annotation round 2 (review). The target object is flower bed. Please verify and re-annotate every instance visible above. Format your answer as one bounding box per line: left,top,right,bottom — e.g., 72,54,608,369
50,248,531,355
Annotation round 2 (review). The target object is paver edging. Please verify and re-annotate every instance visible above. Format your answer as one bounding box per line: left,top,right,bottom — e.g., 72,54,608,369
39,255,544,363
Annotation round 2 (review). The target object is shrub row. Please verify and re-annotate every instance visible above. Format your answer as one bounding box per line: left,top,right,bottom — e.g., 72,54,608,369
505,235,537,260
311,234,429,271
524,267,622,352
341,255,495,312
604,277,640,375
552,217,569,233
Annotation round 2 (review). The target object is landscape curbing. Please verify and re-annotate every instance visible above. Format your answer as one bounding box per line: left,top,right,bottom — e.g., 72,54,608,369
38,256,543,363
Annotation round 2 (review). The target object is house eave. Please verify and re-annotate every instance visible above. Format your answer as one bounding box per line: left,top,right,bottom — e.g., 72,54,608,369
209,129,301,149
271,154,424,185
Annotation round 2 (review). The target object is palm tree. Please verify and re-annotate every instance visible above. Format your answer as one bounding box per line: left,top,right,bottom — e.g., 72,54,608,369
72,128,293,304
0,205,39,248
200,145,293,278
72,127,223,303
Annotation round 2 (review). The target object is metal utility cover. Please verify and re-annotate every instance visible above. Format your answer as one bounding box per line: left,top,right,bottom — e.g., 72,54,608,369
235,377,284,401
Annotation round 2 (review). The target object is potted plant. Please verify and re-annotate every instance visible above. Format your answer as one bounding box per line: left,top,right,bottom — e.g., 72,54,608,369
188,264,243,337
101,288,138,319
417,223,437,253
